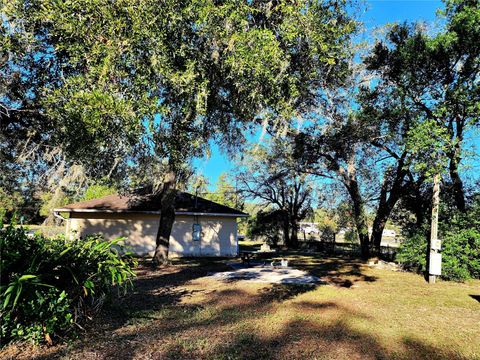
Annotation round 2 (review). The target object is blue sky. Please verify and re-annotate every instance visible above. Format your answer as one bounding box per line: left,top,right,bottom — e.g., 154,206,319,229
193,0,479,187
363,0,442,27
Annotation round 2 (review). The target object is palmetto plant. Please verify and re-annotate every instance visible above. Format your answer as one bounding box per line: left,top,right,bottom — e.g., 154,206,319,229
0,223,137,344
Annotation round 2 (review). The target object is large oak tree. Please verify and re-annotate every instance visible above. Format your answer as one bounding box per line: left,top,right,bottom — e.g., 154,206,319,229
294,0,479,258
1,0,357,263
237,138,314,248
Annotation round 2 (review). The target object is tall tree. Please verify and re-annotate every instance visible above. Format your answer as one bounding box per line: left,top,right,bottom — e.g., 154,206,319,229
238,139,314,248
205,173,242,210
290,66,414,258
186,174,210,197
365,0,480,212
294,0,479,258
2,0,357,263
0,8,67,222
359,0,479,251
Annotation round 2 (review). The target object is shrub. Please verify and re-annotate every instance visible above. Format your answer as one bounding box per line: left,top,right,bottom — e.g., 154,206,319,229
246,210,283,246
397,201,480,281
0,222,137,344
441,227,480,281
396,229,428,273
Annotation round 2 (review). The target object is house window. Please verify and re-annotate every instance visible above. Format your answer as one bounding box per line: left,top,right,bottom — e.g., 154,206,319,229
192,223,202,241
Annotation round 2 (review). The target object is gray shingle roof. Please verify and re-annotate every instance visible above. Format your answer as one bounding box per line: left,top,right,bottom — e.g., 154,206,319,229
55,190,247,217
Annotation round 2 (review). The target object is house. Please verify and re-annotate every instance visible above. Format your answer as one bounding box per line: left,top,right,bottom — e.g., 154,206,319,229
53,191,248,257
299,222,321,235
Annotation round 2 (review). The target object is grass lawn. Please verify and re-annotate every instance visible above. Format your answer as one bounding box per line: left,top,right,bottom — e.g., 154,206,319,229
2,254,479,360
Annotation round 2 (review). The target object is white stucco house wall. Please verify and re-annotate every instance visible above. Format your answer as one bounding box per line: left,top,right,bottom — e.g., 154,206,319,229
54,191,247,257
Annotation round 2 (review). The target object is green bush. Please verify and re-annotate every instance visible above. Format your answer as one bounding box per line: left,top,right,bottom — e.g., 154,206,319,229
441,227,480,281
0,222,137,344
344,229,359,244
397,201,480,281
396,229,428,273
246,210,283,246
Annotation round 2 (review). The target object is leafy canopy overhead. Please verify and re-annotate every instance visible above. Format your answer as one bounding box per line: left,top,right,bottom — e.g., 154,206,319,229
363,0,480,178
2,0,357,184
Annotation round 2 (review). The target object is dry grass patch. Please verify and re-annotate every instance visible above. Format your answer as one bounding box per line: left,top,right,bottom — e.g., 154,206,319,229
1,255,479,360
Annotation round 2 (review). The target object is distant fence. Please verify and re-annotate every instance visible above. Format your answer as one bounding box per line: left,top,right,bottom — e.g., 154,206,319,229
298,239,398,261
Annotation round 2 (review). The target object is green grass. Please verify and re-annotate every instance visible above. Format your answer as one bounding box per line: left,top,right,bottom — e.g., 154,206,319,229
2,255,479,360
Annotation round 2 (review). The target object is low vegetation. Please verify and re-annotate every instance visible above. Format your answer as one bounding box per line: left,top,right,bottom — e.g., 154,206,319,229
397,197,480,281
0,223,137,344
2,256,479,359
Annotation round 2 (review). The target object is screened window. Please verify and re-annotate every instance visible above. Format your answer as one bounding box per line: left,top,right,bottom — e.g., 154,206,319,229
192,223,202,241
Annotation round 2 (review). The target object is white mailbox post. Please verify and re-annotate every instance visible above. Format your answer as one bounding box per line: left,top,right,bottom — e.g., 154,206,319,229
429,252,442,276
429,174,442,284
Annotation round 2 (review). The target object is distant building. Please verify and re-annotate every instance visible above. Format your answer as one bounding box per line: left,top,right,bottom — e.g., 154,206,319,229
300,222,321,235
367,228,397,237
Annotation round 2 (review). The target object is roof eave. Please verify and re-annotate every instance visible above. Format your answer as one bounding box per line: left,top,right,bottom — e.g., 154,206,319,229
53,208,249,217
53,208,162,214
175,211,249,217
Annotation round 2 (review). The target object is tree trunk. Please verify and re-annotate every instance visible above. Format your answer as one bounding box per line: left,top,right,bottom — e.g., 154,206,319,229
371,182,403,255
153,170,177,266
346,181,370,259
449,156,466,212
371,203,398,256
371,177,390,256
340,154,371,259
290,220,299,249
283,220,290,248
371,217,387,256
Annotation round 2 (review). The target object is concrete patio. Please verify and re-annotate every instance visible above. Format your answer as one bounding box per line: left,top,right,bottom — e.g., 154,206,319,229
207,262,321,284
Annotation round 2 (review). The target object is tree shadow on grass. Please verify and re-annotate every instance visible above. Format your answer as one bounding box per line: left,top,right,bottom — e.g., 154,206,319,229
469,294,480,303
23,257,375,357
210,318,465,360
278,253,378,288
28,276,319,359
25,272,470,360
258,283,317,302
200,299,466,360
99,260,232,325
9,257,465,360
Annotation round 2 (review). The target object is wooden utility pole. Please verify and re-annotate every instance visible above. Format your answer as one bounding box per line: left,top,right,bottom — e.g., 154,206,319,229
428,173,442,284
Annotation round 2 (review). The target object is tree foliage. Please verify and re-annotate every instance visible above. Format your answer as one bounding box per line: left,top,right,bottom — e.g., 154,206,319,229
364,0,480,211
81,184,117,201
1,0,357,262
2,0,357,180
205,173,242,210
397,194,480,281
238,138,314,248
291,0,479,258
